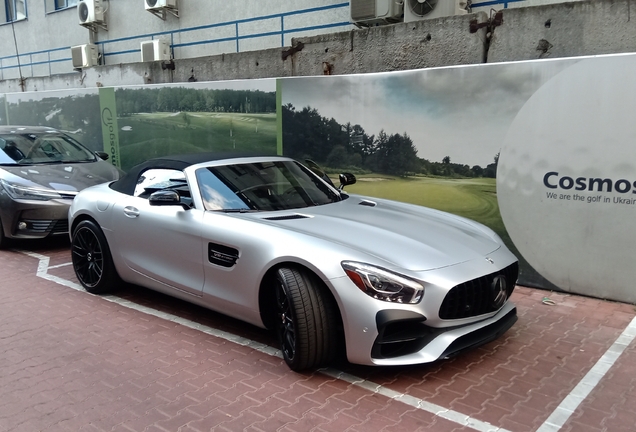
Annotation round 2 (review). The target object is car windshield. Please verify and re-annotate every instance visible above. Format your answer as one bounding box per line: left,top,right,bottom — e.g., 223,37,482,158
196,161,341,211
0,132,97,165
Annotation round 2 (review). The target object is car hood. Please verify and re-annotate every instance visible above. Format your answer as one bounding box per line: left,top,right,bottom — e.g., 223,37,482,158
0,160,119,192
251,195,502,271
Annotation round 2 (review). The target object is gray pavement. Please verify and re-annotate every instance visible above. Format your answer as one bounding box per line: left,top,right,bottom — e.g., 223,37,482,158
1,239,635,431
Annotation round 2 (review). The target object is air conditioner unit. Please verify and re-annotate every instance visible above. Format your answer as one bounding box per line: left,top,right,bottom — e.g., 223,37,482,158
141,40,171,62
145,0,177,11
145,0,179,18
404,0,468,22
71,44,99,68
78,0,105,26
350,0,403,26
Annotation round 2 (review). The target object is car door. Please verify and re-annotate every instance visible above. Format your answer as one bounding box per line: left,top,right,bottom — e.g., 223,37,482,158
111,168,205,296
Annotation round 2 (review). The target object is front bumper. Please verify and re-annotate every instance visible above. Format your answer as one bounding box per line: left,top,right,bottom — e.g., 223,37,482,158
370,302,517,365
0,193,72,239
329,246,519,366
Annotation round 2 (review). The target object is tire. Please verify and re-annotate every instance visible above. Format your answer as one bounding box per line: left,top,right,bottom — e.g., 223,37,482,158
71,219,120,294
0,217,6,250
274,267,338,371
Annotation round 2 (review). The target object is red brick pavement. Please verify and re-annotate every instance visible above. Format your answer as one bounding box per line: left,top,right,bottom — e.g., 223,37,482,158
1,240,635,432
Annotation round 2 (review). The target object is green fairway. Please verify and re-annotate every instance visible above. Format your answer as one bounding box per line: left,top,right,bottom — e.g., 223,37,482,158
345,175,517,256
117,112,277,170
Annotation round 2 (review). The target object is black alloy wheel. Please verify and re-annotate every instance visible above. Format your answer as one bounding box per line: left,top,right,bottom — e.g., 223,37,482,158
274,267,337,371
275,278,297,362
71,220,119,294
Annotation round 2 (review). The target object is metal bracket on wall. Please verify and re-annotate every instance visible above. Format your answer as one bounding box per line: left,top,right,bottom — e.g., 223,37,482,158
148,7,179,20
470,10,503,33
282,41,305,61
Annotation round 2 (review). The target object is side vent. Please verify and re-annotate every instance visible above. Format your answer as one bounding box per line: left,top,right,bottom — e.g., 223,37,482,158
208,243,239,268
140,40,171,62
71,44,99,69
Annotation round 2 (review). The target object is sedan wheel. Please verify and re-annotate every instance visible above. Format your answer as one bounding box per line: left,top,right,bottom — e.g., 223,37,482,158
0,218,5,249
274,267,337,371
72,220,119,294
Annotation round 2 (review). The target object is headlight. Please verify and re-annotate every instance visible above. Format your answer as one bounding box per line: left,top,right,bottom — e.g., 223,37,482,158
342,261,424,304
0,179,63,201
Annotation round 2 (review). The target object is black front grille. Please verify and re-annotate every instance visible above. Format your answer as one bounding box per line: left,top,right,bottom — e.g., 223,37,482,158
50,219,69,234
439,262,519,320
24,219,54,233
21,219,69,235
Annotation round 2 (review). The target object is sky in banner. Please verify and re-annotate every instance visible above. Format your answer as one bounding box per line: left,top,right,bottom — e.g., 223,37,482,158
281,58,580,167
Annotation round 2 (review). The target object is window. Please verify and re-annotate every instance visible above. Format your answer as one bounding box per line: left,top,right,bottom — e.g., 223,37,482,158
44,0,77,13
134,169,193,208
55,0,78,9
2,0,26,23
195,161,341,212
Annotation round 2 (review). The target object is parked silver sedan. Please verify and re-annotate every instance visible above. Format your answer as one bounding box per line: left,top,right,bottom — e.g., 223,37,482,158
0,126,120,248
69,154,518,371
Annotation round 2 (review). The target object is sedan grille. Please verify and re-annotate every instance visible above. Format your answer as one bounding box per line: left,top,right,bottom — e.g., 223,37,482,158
22,219,69,235
439,262,518,320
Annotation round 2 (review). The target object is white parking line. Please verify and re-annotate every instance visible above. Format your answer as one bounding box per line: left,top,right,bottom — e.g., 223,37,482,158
536,315,636,432
24,250,512,432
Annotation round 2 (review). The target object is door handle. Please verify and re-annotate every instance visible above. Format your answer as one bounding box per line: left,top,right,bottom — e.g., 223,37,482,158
123,206,140,218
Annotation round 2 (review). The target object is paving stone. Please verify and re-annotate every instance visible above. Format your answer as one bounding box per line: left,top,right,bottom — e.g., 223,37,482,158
1,247,636,431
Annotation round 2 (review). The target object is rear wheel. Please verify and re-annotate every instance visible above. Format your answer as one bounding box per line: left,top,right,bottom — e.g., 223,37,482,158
274,267,337,371
71,220,119,294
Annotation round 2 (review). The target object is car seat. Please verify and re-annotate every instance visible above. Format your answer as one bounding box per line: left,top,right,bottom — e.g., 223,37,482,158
2,141,25,161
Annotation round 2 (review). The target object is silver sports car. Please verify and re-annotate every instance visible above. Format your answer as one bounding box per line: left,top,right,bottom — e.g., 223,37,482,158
69,153,518,371
0,126,120,248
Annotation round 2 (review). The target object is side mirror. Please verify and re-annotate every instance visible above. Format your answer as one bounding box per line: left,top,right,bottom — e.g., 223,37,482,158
149,190,189,210
338,173,356,190
95,151,109,160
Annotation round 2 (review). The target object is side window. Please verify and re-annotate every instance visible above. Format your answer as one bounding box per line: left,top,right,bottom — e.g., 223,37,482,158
134,168,193,208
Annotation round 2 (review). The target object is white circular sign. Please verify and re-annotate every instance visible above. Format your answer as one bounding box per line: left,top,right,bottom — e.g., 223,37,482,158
497,55,636,303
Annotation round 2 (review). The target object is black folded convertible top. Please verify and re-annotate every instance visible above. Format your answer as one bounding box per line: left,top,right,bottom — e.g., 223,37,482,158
109,152,274,196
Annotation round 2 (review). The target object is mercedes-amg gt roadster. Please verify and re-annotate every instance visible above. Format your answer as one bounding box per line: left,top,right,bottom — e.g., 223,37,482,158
69,153,518,371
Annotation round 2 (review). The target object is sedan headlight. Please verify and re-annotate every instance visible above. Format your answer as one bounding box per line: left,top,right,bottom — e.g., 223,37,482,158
0,179,63,201
342,261,424,304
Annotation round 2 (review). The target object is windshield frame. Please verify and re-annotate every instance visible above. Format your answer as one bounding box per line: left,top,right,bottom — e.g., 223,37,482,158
0,132,97,166
192,159,342,212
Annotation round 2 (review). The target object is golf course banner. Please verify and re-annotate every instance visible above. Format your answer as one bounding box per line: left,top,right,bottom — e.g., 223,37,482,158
98,87,121,169
497,54,636,304
1,53,636,303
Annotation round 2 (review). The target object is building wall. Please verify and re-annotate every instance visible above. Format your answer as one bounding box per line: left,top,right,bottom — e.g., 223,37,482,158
0,0,633,94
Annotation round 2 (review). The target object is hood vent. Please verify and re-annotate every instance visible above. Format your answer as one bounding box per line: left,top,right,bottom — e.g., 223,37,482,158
359,200,377,207
263,214,310,221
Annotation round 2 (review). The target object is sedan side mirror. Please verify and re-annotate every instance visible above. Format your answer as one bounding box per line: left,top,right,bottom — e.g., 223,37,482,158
95,151,109,160
149,190,190,210
338,173,356,190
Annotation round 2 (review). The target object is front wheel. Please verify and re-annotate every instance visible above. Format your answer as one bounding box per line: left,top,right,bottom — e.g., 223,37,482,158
274,267,338,371
0,217,6,249
71,219,120,294
0,216,7,249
